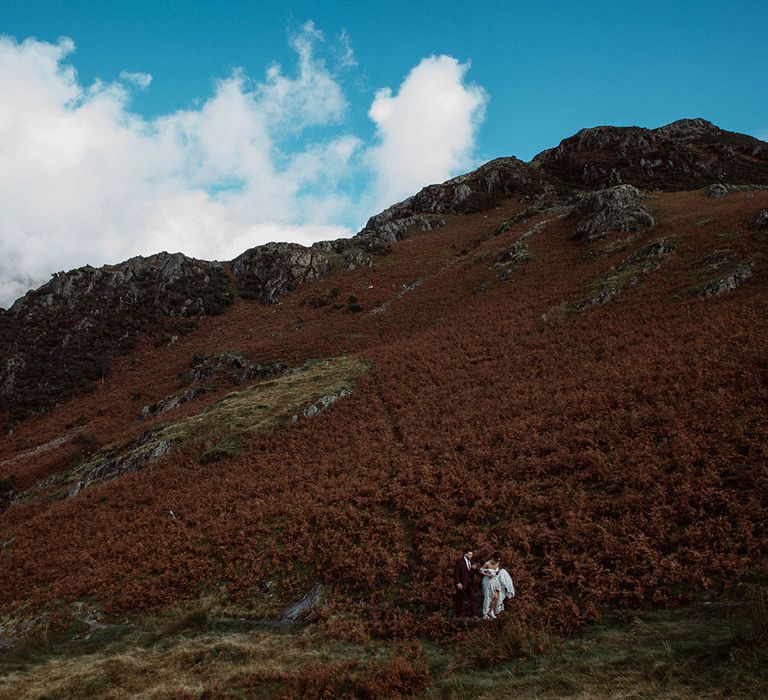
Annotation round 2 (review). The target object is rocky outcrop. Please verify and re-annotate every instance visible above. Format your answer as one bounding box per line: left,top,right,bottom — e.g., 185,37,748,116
0,253,235,425
361,157,550,233
140,351,287,419
232,243,332,304
10,357,369,502
700,262,756,297
571,185,655,240
302,388,352,418
356,215,446,247
706,183,768,198
66,428,178,497
180,351,285,388
533,118,768,191
751,209,768,230
139,388,207,420
575,239,674,310
3,118,767,428
706,183,729,198
498,238,533,267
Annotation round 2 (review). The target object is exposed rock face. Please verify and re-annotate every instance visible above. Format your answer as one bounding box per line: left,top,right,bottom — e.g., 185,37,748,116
0,253,235,425
3,118,766,428
302,388,352,418
498,239,533,266
362,157,550,232
232,243,332,304
139,388,207,420
140,351,287,419
706,183,768,198
572,185,655,240
615,239,674,273
533,118,768,191
181,351,285,388
357,215,446,247
575,239,674,310
66,428,178,498
706,183,730,198
700,262,756,297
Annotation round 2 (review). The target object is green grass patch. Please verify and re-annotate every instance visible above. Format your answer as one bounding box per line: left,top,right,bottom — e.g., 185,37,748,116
33,357,371,498
433,601,768,699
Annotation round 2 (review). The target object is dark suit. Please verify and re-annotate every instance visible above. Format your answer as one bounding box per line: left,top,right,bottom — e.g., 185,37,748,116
453,556,478,617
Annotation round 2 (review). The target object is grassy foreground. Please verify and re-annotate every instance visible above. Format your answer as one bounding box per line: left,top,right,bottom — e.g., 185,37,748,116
0,594,766,699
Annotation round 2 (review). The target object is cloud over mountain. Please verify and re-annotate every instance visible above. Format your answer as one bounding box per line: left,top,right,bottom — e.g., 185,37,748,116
367,55,488,208
0,26,487,307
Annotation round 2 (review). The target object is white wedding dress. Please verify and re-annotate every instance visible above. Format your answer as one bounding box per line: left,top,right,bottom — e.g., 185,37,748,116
495,568,515,613
480,564,502,618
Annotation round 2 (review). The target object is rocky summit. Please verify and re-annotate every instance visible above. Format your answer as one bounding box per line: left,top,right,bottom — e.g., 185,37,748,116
1,118,767,697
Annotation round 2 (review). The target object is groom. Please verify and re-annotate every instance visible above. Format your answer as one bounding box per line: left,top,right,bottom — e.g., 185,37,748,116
453,547,478,617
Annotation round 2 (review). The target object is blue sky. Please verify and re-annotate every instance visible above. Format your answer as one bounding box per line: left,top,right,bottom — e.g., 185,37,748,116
5,0,767,158
0,0,766,305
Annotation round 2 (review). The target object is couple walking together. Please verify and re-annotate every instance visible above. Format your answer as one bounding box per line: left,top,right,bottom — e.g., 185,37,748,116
453,547,515,620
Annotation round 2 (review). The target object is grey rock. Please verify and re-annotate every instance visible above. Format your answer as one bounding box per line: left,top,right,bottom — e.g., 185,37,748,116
140,387,207,420
280,583,323,623
1,252,234,423
576,239,673,310
181,351,284,388
752,209,768,230
701,250,732,270
68,429,179,497
706,183,729,198
572,185,655,241
356,215,446,248
71,601,105,636
615,239,674,273
497,239,533,267
340,247,373,271
303,388,352,418
232,243,331,304
532,118,768,190
700,262,756,297
361,157,548,234
575,288,621,310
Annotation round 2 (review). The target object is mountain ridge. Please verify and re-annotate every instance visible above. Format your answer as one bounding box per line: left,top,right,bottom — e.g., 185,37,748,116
2,117,767,426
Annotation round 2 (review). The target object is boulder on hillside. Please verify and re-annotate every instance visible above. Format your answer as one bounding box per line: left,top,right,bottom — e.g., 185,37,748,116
706,183,730,198
700,262,756,297
751,209,768,230
572,185,655,241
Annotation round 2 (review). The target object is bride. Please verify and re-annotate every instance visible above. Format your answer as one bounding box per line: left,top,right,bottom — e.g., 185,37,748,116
480,551,516,619
480,552,503,619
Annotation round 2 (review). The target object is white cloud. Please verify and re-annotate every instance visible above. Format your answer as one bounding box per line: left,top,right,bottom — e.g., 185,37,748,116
367,55,488,208
119,71,152,89
0,32,487,308
335,30,357,70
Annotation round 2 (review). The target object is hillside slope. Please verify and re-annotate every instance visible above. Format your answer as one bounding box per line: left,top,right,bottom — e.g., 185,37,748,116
1,120,767,658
